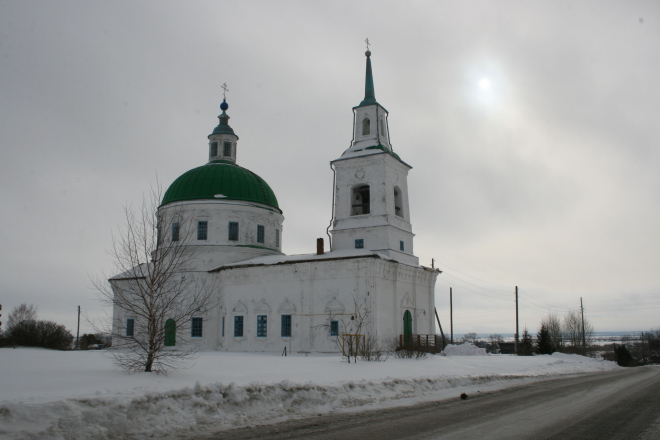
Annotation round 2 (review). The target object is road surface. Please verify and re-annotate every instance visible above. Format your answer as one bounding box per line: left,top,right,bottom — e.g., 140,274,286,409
204,366,660,440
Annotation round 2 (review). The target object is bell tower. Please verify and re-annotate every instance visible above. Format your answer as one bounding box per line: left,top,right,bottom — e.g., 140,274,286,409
329,48,417,265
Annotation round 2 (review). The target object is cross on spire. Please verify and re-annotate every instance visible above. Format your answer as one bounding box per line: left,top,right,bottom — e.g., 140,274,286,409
365,38,370,51
221,82,229,99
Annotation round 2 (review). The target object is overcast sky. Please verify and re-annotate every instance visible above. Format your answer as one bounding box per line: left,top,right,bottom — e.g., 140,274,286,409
1,0,659,337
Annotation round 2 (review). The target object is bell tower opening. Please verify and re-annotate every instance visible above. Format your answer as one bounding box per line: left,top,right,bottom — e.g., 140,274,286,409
362,117,371,136
351,185,370,215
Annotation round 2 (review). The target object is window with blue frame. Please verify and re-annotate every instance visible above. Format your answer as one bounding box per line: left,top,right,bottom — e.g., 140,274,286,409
330,320,339,336
400,240,404,251
172,222,180,242
228,222,239,241
257,225,265,244
197,221,208,240
126,318,134,337
281,315,292,337
191,317,203,337
257,315,267,337
234,316,244,337
275,229,280,248
355,239,364,249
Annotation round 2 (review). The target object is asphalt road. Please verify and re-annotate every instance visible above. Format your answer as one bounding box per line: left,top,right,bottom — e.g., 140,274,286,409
204,366,660,440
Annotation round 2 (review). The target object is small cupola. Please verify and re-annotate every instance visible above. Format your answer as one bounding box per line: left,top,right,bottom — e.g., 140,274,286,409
208,97,239,163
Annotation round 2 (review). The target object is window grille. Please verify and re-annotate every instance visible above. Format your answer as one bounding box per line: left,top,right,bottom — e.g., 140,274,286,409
257,315,267,337
234,316,244,337
191,317,203,337
197,221,208,240
172,222,180,242
257,225,265,244
281,315,292,337
223,141,231,157
228,222,239,241
355,239,364,249
330,320,339,336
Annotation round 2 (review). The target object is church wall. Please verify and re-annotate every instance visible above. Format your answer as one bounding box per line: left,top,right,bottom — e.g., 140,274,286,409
208,256,438,353
370,261,437,344
216,258,376,353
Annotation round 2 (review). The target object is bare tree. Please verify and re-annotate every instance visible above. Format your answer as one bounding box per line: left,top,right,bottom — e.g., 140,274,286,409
488,334,504,342
94,186,216,374
318,296,386,363
461,332,478,344
563,309,593,354
542,314,564,352
6,303,38,331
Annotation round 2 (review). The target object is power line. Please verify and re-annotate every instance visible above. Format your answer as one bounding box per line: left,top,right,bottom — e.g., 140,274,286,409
435,261,515,289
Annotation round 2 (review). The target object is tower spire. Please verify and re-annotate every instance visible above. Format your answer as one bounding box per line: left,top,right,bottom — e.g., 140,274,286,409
359,40,377,107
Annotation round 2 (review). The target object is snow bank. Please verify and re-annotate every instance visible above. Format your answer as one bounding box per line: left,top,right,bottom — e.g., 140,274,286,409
441,343,488,356
0,349,618,440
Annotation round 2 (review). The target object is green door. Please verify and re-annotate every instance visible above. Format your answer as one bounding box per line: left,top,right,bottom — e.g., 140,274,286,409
403,310,413,345
164,319,176,346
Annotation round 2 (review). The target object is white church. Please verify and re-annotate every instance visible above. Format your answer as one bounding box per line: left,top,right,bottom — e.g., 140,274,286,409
112,49,441,353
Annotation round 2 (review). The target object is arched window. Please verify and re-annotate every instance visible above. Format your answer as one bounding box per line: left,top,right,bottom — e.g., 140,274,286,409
164,319,176,346
394,186,403,217
362,117,371,135
351,185,370,215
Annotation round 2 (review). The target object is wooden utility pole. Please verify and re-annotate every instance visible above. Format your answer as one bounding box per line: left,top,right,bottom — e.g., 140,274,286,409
75,305,81,350
434,308,446,349
450,287,454,345
580,297,587,356
515,286,519,353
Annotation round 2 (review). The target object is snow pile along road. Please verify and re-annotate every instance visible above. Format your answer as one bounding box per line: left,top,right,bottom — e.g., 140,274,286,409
441,342,488,356
0,349,618,440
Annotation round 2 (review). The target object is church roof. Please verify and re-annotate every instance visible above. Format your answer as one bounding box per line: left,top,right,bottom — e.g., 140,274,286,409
161,160,280,211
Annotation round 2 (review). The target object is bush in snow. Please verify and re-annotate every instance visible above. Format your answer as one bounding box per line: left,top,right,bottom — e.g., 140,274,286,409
8,319,73,350
614,344,633,367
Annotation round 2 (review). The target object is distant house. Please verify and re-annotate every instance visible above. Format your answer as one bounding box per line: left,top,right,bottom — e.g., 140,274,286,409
498,342,516,354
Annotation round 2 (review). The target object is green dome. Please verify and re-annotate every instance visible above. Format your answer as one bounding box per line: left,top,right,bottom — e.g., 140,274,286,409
161,160,280,211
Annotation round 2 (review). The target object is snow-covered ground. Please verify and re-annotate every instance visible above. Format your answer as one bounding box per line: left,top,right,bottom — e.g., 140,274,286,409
0,346,618,440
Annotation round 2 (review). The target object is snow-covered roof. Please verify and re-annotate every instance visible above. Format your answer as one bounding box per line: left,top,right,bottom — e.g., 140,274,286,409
210,248,398,272
109,263,150,281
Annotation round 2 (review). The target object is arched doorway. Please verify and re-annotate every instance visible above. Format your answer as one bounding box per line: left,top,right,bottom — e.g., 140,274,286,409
403,310,413,345
164,319,176,347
